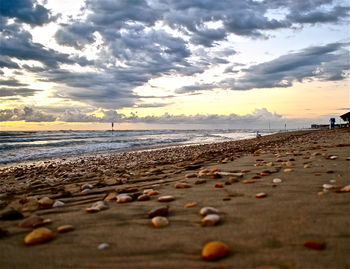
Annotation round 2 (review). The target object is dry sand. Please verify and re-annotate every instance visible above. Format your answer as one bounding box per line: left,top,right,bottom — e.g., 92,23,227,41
0,128,349,269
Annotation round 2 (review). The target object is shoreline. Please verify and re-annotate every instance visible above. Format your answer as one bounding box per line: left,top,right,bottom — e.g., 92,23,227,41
0,128,349,269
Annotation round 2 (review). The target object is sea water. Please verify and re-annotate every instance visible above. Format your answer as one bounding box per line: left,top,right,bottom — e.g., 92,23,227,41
0,129,276,163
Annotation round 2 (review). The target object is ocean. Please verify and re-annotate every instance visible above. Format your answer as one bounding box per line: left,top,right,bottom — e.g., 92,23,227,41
0,129,276,164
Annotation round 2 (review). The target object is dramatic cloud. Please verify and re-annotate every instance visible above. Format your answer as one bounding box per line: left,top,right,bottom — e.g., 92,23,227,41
231,42,349,90
0,0,53,25
178,42,349,93
0,0,349,117
0,87,39,97
0,107,55,122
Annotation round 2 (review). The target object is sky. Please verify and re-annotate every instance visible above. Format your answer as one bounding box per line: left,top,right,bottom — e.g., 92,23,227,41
0,0,349,131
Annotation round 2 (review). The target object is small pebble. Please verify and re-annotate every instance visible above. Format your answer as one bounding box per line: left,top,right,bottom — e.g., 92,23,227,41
251,176,261,179
303,164,311,168
18,215,44,228
116,194,133,203
151,216,169,228
201,214,220,226
255,193,267,198
185,173,197,178
283,168,293,173
38,197,54,208
340,185,350,192
200,207,219,216
214,183,224,188
98,243,110,250
329,155,338,160
201,241,230,261
144,189,159,196
104,193,117,201
175,183,191,189
52,200,65,208
148,206,169,218
322,184,333,190
242,180,255,184
137,194,150,201
284,161,294,167
24,227,54,246
303,240,326,250
158,195,175,202
194,179,207,184
57,225,75,233
184,202,197,208
272,178,282,184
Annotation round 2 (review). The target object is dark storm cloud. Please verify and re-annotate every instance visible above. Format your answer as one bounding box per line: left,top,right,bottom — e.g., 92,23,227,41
0,87,39,97
178,42,349,93
1,0,349,111
0,107,55,122
231,42,349,90
0,79,27,87
0,0,52,25
0,23,93,69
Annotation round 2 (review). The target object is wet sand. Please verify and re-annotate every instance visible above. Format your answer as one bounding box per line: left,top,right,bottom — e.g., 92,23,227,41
0,128,349,269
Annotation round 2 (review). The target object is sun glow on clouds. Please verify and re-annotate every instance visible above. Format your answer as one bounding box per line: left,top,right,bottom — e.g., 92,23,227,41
0,0,349,131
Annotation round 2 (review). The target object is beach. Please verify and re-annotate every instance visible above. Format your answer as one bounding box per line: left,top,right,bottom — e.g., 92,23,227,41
0,128,349,269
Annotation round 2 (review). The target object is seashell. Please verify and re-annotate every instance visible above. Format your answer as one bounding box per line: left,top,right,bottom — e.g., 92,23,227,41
272,178,282,184
303,240,326,250
116,194,132,203
137,194,150,201
199,207,219,216
242,180,255,184
194,179,207,184
322,184,333,190
215,172,243,177
158,195,175,202
148,206,169,218
184,202,197,208
201,214,220,226
81,184,93,191
52,200,65,208
175,183,191,189
151,216,169,228
57,225,74,233
284,161,294,167
144,189,159,196
98,243,110,250
18,215,44,228
329,155,338,160
24,227,54,246
38,197,54,208
104,193,117,201
255,192,267,198
201,241,230,261
340,185,350,192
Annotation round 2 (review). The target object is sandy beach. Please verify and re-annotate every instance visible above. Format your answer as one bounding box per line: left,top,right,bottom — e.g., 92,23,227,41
0,128,349,269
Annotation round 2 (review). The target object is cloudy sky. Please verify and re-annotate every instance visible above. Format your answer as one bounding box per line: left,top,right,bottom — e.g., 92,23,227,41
0,0,349,130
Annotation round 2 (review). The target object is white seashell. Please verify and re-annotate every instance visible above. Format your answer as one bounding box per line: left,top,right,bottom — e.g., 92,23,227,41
199,207,219,216
151,216,169,228
329,155,338,160
215,172,244,177
98,243,110,250
52,200,65,208
116,194,132,203
272,178,282,183
91,201,109,210
322,184,333,190
201,214,220,226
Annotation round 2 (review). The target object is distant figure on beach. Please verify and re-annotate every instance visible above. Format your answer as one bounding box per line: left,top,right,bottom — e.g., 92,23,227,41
256,131,262,138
